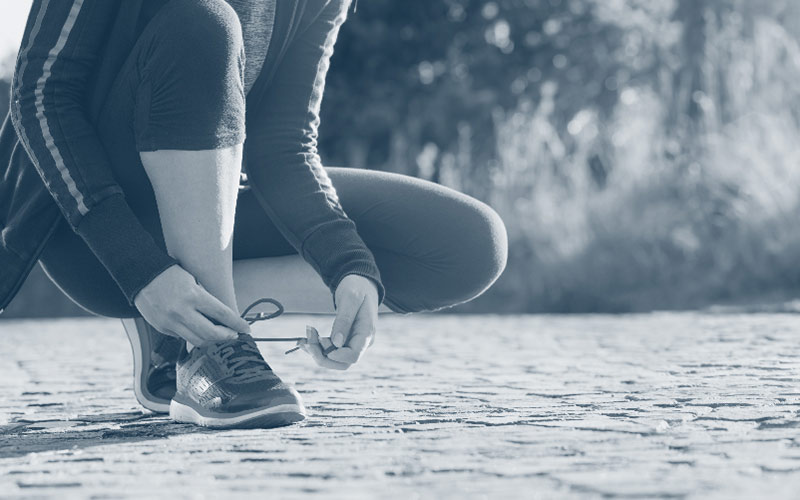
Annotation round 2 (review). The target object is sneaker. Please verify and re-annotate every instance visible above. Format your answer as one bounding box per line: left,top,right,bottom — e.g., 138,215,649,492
170,333,306,428
121,317,183,413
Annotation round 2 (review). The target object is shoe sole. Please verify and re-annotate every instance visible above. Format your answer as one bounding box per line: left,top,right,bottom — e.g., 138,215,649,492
170,399,306,429
121,318,171,414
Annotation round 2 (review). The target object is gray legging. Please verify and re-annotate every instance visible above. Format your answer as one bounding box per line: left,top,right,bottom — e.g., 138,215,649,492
37,0,508,318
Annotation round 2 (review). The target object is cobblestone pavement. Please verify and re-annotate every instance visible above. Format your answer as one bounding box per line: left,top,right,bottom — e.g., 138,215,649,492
2,313,800,498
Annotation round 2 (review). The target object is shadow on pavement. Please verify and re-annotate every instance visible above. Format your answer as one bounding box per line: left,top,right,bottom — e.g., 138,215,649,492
0,411,213,459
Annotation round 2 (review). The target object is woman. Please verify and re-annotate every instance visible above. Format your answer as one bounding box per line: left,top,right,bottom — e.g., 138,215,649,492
1,0,507,429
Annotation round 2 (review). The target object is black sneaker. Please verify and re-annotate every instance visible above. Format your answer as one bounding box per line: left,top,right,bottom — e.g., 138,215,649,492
169,333,306,428
121,318,183,413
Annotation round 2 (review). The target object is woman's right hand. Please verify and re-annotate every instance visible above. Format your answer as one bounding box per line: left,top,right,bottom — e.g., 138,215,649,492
133,264,251,346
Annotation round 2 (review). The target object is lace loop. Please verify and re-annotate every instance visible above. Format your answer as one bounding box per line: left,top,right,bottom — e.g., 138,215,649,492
241,298,284,324
239,298,308,355
242,298,307,351
211,336,273,383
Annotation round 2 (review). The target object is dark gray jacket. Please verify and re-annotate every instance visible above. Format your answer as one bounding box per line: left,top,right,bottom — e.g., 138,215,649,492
0,0,383,312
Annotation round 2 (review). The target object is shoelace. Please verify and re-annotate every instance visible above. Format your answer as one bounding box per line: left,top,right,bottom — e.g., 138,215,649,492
211,338,274,383
205,297,289,382
240,298,308,355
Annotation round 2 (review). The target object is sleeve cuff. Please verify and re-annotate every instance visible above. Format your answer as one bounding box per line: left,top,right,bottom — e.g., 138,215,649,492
331,265,387,308
300,220,385,306
75,193,178,304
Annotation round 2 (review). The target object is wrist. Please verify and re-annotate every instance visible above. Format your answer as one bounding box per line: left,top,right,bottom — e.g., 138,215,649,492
76,194,178,305
333,273,383,308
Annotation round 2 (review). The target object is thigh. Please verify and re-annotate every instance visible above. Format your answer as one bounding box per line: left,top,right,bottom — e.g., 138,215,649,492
42,163,504,317
235,167,506,313
328,168,505,313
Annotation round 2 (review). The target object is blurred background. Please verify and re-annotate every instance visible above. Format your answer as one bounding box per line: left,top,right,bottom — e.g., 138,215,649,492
2,0,800,317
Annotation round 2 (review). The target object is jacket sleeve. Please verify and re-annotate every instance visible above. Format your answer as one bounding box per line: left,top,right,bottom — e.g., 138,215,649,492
245,0,385,304
10,0,177,304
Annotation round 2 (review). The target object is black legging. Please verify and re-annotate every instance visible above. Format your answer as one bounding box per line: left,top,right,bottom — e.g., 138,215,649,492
37,0,508,318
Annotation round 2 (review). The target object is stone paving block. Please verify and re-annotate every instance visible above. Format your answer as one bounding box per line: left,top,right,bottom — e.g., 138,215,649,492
2,313,800,498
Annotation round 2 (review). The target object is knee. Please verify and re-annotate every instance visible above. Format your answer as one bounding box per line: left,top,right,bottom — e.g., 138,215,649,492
135,0,245,150
149,0,243,78
471,202,509,285
442,199,508,305
389,197,508,314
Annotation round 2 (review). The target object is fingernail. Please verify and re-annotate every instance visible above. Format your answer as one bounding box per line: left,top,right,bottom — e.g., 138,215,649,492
332,332,344,347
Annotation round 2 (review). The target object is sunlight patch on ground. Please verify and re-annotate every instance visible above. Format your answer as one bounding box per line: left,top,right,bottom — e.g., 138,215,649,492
2,314,800,497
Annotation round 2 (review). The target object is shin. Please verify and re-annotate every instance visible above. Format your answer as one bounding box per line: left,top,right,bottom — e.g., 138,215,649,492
140,147,243,312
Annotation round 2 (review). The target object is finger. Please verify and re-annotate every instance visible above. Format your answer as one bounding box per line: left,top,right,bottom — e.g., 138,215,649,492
350,307,374,352
195,290,252,334
327,347,360,364
348,330,371,356
350,298,377,353
328,329,371,364
164,324,204,348
301,327,336,357
367,291,379,348
330,312,373,364
306,325,320,345
303,327,349,367
185,311,239,343
319,336,335,354
303,339,350,370
331,292,364,348
317,336,342,357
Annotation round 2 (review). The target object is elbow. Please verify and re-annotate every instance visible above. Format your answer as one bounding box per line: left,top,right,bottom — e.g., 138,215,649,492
9,73,81,145
8,97,29,150
8,73,34,138
8,77,23,127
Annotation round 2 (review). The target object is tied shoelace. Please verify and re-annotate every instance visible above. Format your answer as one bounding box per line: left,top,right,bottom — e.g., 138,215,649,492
211,338,274,383
200,298,292,383
240,298,312,355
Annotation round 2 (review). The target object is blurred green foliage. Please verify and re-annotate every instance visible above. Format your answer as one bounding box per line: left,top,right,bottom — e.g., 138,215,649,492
320,0,800,312
3,0,800,316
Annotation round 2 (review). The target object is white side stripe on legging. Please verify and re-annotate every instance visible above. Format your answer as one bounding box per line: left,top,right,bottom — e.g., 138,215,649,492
33,0,89,215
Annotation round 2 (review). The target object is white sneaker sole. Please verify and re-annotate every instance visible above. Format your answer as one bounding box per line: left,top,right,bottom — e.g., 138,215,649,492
121,318,171,414
169,399,306,429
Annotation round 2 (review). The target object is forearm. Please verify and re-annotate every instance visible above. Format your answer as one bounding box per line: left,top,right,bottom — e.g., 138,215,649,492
243,152,384,304
245,0,384,302
11,0,176,303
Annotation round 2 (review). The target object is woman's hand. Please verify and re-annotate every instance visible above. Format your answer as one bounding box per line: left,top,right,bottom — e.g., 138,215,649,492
302,274,379,369
133,264,251,346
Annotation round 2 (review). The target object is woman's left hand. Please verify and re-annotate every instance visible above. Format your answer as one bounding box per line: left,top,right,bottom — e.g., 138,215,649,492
302,274,379,369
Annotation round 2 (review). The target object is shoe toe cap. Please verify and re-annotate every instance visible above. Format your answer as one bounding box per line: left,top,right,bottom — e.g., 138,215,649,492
226,383,305,415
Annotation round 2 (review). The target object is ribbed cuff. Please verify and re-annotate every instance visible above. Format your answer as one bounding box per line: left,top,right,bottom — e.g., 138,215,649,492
331,266,387,308
75,194,178,305
301,220,385,306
